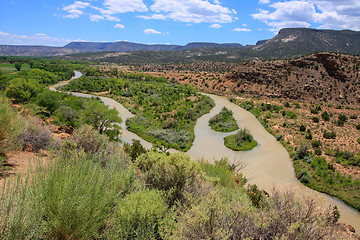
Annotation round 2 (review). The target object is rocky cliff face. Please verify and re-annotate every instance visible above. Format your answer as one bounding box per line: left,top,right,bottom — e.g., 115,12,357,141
224,52,360,105
252,28,360,58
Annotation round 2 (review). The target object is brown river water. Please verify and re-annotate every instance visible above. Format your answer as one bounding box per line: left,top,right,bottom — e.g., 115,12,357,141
50,71,360,232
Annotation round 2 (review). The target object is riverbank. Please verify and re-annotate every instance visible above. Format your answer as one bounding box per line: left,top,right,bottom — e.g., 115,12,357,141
50,74,360,233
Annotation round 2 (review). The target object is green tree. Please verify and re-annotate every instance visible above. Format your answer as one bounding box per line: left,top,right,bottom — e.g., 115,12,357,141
14,62,22,71
5,78,40,103
36,89,61,113
124,139,147,162
80,99,122,139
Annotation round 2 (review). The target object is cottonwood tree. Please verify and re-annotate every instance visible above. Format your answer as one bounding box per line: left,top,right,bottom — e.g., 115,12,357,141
80,99,122,140
14,62,22,71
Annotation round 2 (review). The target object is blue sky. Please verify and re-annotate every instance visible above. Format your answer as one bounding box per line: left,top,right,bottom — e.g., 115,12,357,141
1,0,360,46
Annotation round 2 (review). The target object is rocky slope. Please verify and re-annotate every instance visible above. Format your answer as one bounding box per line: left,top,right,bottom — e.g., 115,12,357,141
218,53,360,105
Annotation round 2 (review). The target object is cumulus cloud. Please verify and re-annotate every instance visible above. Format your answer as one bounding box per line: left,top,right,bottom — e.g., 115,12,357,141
233,28,251,32
144,29,162,34
259,0,270,4
209,23,222,28
0,31,74,46
63,1,90,18
63,0,147,21
89,14,120,22
114,24,125,29
93,0,148,15
147,0,236,23
137,14,167,20
252,0,360,32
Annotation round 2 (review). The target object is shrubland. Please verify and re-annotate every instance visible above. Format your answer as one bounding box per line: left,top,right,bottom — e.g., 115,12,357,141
209,107,238,132
60,69,215,151
0,127,342,239
230,96,360,211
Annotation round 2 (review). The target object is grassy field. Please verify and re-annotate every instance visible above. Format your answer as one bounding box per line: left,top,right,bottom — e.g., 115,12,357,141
0,63,31,72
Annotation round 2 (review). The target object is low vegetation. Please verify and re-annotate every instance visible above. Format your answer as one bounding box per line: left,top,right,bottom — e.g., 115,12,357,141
224,128,258,151
0,56,357,238
61,70,215,151
209,107,238,132
0,128,341,239
230,96,360,212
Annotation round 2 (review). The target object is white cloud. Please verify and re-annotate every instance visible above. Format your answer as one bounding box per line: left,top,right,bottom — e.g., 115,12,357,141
114,23,125,29
209,23,222,28
137,14,167,20
89,14,104,21
0,31,74,46
63,0,146,21
89,14,120,22
144,28,162,34
147,0,235,23
63,1,90,18
252,0,360,32
93,0,148,15
259,0,270,4
233,28,252,31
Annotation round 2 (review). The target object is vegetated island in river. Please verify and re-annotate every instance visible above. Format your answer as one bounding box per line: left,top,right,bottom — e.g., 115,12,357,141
224,128,258,151
59,70,215,151
209,107,239,132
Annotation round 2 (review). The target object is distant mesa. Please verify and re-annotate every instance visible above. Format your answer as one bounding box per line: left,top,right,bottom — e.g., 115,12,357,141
63,41,243,52
255,40,268,46
1,28,360,58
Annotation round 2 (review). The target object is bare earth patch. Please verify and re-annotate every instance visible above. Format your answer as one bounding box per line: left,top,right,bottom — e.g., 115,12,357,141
0,151,48,186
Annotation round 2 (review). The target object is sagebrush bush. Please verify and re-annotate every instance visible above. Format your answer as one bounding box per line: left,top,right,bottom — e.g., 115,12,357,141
19,117,51,152
71,124,127,166
0,147,136,240
163,188,338,240
72,124,108,153
0,95,24,154
147,129,191,149
106,189,167,240
136,152,203,205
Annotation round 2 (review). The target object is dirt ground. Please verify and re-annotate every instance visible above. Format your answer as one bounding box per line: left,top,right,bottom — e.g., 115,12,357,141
0,151,48,186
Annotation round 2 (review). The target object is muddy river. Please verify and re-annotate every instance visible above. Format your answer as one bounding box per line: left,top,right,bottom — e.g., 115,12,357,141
51,72,360,232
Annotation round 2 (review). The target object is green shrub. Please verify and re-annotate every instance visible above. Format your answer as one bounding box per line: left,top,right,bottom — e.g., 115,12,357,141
224,128,258,151
299,171,310,183
208,107,238,132
321,111,330,121
0,148,135,239
323,130,336,139
356,124,360,130
136,152,202,205
299,124,306,132
312,140,321,148
200,158,246,188
314,148,322,155
0,95,24,154
107,189,167,240
285,111,297,119
72,125,126,165
312,117,319,123
275,133,284,141
72,125,108,153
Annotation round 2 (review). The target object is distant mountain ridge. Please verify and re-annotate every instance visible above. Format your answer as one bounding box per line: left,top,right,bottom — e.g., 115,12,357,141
0,41,244,56
64,41,244,52
1,28,360,59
